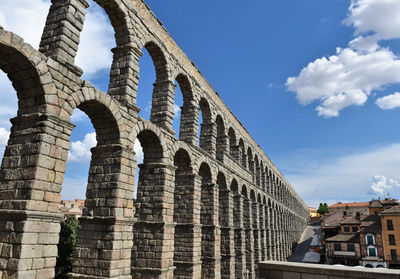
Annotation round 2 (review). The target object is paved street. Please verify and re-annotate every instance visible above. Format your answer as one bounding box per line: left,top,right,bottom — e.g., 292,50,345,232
289,225,320,262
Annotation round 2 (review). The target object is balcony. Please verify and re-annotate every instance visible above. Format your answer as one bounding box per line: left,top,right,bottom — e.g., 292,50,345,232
333,251,356,256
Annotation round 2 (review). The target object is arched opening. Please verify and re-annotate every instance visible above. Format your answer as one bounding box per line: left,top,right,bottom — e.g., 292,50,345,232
198,98,213,154
132,129,175,277
199,162,219,277
175,74,197,144
74,1,114,89
137,47,157,120
238,138,246,169
254,155,260,186
247,147,254,174
173,148,198,277
0,70,16,166
216,115,226,161
228,127,237,159
60,97,128,278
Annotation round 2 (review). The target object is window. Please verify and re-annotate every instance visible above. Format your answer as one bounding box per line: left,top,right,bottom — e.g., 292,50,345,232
343,211,347,216
368,247,377,257
347,244,355,252
387,219,394,231
344,227,350,232
389,234,396,246
352,227,358,232
356,211,360,218
366,234,375,245
334,244,342,251
391,249,398,261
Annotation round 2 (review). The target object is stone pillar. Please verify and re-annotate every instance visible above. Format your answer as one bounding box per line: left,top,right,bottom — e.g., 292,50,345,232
233,194,245,278
108,46,142,107
132,163,175,278
173,169,202,278
259,204,266,261
179,102,199,146
266,207,272,261
150,80,176,133
0,114,74,279
70,144,136,279
216,135,228,163
252,202,260,264
200,123,216,157
219,189,235,279
201,183,221,279
39,0,88,76
230,145,240,162
243,198,254,278
271,209,277,261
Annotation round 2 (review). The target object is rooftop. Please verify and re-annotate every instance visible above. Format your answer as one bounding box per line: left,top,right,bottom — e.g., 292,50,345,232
328,202,369,209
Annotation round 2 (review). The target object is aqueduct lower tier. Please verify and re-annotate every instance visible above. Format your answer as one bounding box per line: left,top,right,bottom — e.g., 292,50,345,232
0,0,308,278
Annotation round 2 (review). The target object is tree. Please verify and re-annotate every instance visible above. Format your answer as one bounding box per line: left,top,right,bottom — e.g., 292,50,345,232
318,203,329,215
55,216,79,279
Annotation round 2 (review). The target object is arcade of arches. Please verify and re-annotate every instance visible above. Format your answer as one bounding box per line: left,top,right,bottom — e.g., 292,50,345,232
0,0,308,278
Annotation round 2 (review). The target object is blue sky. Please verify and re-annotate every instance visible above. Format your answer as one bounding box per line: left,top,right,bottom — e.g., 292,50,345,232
1,0,400,207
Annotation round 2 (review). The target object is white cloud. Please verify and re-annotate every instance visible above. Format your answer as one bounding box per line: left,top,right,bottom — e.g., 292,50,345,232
0,0,114,78
75,0,114,77
70,109,88,123
279,143,400,207
174,104,181,118
68,132,97,164
0,0,49,48
134,140,144,164
287,44,400,117
376,92,400,110
370,175,400,197
0,127,10,146
344,0,400,40
287,0,400,117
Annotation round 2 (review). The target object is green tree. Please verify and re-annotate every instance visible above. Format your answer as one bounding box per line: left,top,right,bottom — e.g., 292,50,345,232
318,203,329,215
55,216,79,279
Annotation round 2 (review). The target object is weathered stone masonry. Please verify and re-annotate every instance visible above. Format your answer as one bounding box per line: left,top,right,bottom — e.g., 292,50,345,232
0,0,308,278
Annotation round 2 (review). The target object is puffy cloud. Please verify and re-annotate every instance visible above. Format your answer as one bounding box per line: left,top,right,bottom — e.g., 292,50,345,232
0,0,114,78
68,132,97,164
0,0,49,48
344,0,400,40
75,1,114,77
287,0,400,117
0,127,10,146
375,92,400,110
370,175,399,196
70,109,88,123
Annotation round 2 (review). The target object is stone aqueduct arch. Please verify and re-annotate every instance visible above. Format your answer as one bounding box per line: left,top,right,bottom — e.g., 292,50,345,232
0,0,308,278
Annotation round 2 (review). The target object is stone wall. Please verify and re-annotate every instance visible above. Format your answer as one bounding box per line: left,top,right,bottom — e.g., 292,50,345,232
259,261,400,279
0,0,308,278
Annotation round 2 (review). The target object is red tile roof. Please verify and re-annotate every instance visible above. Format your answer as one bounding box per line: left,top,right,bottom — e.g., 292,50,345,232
328,202,369,209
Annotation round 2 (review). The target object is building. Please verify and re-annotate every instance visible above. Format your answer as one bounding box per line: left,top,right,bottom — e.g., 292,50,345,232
323,199,399,268
328,202,370,218
59,199,85,218
325,217,362,266
308,206,320,218
359,214,386,268
380,205,400,269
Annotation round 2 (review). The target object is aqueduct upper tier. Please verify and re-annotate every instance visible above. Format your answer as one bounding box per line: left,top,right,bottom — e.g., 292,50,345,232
0,0,308,278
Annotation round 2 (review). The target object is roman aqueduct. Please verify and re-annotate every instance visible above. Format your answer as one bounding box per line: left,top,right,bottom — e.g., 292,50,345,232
0,0,308,278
